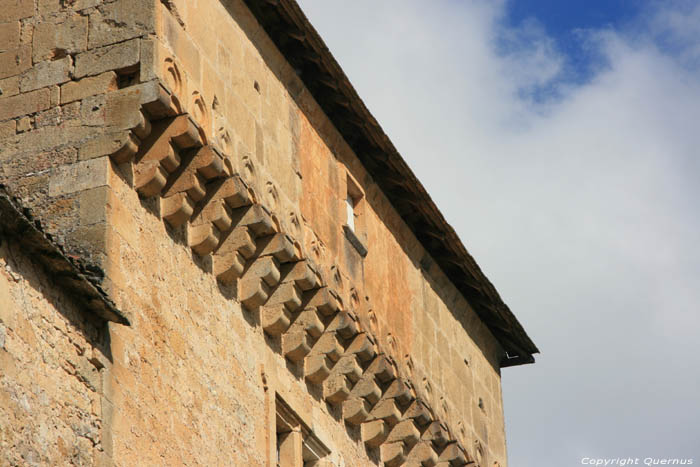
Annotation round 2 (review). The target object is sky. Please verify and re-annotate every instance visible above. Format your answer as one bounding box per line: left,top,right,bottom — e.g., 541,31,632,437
296,1,700,465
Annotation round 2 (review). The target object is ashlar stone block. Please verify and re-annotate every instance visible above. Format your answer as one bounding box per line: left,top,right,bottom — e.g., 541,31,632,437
346,333,377,363
368,398,402,427
74,39,140,79
0,22,20,53
19,57,72,92
323,373,352,405
0,0,33,22
404,399,433,427
161,191,194,227
88,0,156,49
0,46,31,81
281,328,314,362
215,226,256,261
438,442,469,466
280,260,321,291
61,72,118,105
265,281,302,313
188,223,220,257
32,14,88,62
80,130,139,162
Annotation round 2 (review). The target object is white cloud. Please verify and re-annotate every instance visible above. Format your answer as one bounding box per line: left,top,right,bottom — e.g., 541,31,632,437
297,0,700,464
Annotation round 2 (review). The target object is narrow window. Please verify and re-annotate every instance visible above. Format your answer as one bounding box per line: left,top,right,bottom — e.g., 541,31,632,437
343,173,368,257
345,173,363,232
346,194,356,232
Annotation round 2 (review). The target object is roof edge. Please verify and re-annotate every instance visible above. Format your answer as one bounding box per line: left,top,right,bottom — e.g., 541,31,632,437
0,185,130,326
242,0,538,365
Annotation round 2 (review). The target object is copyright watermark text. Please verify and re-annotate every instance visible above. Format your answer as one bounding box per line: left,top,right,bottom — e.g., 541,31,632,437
581,459,694,466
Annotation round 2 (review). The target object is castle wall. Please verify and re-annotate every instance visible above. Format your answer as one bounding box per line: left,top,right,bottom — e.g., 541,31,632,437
153,1,508,463
0,0,512,464
101,164,371,465
0,0,157,267
0,239,110,466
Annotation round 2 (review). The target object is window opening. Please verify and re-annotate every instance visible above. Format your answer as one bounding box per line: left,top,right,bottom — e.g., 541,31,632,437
275,395,330,467
346,195,355,232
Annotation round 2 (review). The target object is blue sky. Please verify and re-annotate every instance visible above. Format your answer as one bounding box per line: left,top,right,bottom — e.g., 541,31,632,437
298,1,700,466
506,0,640,39
504,0,642,88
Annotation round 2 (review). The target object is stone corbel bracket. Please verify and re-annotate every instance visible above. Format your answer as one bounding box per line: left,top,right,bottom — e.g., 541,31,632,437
103,67,475,464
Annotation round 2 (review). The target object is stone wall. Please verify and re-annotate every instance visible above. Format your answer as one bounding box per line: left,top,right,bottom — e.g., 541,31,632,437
152,1,508,463
0,237,110,466
0,0,156,268
0,0,512,465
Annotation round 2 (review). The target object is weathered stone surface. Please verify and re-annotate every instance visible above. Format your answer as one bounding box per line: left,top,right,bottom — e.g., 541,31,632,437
74,39,140,79
32,13,88,62
261,304,292,336
0,240,105,466
16,115,31,132
361,419,389,447
61,71,118,104
0,46,31,80
0,0,33,22
342,397,371,425
323,373,352,405
160,191,193,227
0,124,93,160
188,222,220,256
0,22,20,53
406,442,439,466
369,398,402,426
48,157,110,197
19,57,72,92
0,120,15,138
0,88,50,121
265,281,302,312
381,441,406,467
88,0,156,49
80,130,138,161
0,76,20,98
350,374,382,405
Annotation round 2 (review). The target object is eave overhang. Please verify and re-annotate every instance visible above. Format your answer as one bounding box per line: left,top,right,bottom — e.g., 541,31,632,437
243,0,538,366
0,186,129,326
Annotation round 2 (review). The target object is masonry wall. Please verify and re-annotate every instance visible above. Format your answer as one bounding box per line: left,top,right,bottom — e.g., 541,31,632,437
0,0,157,268
153,1,508,463
0,0,510,465
100,162,375,465
0,238,111,466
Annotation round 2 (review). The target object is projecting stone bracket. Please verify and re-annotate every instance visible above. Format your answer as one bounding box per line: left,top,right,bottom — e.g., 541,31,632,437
102,71,475,464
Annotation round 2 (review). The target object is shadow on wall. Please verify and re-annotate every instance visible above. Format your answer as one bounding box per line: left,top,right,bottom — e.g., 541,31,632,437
0,231,113,366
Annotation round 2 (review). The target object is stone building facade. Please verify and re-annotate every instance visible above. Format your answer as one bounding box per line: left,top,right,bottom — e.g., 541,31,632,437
0,0,538,465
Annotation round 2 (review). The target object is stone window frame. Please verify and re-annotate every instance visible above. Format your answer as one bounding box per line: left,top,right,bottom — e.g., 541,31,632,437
342,172,368,258
275,395,330,467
